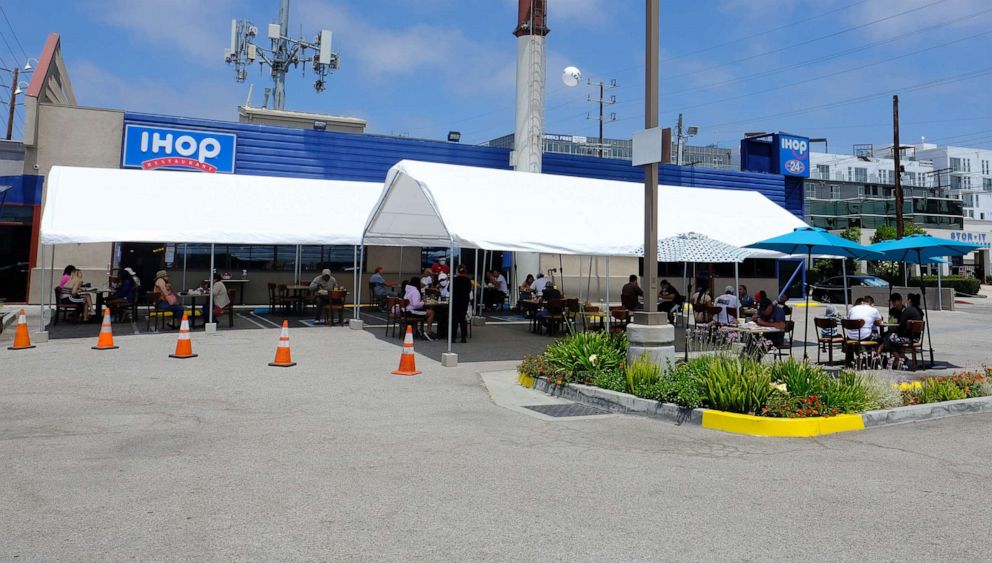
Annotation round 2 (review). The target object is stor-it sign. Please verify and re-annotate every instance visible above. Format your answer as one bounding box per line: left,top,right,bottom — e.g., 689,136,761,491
122,124,237,173
776,134,809,178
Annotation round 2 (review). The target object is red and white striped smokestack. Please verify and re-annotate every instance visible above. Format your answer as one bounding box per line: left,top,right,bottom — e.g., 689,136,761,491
511,0,548,286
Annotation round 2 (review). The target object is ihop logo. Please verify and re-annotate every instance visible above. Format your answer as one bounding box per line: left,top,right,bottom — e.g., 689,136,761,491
122,124,237,173
777,134,810,177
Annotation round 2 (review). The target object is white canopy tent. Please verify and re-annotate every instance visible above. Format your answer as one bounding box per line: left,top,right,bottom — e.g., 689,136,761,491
39,166,382,326
364,160,808,254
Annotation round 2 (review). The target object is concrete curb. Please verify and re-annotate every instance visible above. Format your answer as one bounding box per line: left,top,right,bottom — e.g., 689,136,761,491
520,373,992,437
862,395,992,428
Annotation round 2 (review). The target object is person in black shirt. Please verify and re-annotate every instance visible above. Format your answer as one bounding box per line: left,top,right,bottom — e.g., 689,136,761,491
621,274,643,311
450,266,473,343
882,292,923,358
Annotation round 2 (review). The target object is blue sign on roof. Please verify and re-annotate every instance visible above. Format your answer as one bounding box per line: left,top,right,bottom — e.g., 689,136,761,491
122,124,237,173
776,134,809,178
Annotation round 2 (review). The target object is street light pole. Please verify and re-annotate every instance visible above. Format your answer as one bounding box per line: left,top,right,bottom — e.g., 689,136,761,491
642,0,660,308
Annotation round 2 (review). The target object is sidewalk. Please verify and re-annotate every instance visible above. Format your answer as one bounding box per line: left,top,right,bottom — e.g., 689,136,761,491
0,304,47,345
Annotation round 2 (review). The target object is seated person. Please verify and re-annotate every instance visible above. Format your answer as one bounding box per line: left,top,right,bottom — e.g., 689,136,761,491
403,277,436,340
309,269,337,323
369,266,393,300
420,268,435,290
621,274,643,311
534,284,563,331
431,257,450,275
819,304,841,338
754,297,787,349
846,297,882,342
65,268,94,322
712,285,740,326
656,279,681,313
881,292,923,359
738,285,755,309
531,273,551,296
105,267,138,317
202,273,230,322
153,270,184,326
438,272,450,299
690,281,713,324
518,274,536,304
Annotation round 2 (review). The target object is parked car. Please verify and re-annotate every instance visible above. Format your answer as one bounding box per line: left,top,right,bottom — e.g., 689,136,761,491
810,275,889,303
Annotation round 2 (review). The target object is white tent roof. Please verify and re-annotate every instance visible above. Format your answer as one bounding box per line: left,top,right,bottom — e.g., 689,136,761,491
40,166,382,245
363,160,808,255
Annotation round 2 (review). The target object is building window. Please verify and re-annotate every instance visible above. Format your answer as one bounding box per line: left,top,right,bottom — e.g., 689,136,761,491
951,157,962,172
805,184,816,199
982,160,990,175
854,167,867,183
816,164,829,180
984,178,992,191
829,185,840,198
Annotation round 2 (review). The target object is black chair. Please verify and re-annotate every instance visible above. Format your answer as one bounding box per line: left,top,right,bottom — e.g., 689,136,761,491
53,286,83,325
814,317,843,365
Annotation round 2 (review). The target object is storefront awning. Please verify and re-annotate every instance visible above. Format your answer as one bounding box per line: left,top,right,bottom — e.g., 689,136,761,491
363,160,809,255
40,166,382,245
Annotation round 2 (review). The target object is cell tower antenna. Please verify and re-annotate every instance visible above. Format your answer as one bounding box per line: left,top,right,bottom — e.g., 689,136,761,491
225,0,339,110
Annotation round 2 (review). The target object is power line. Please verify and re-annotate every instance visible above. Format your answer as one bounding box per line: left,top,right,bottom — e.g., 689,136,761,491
0,29,19,67
0,6,28,61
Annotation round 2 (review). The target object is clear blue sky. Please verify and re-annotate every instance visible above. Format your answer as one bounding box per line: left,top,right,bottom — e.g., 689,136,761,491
6,0,992,151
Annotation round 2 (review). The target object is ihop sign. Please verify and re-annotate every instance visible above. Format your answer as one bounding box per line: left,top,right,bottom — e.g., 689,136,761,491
775,134,810,178
122,125,236,173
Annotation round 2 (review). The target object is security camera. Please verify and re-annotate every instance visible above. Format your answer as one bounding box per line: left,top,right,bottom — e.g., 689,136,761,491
32,164,39,170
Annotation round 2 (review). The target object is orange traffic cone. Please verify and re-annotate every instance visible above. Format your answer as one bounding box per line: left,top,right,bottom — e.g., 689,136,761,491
169,313,197,359
268,320,297,367
7,309,35,350
392,325,422,376
92,308,119,350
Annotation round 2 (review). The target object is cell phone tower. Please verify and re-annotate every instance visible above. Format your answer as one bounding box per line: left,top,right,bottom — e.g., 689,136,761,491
225,0,339,110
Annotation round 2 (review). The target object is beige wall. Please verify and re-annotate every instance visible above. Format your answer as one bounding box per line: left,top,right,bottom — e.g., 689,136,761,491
27,104,124,303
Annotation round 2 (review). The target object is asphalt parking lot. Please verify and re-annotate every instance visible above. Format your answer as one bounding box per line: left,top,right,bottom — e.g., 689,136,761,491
2,326,991,561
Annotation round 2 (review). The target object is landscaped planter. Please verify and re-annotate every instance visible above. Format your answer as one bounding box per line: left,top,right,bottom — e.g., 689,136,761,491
520,374,992,437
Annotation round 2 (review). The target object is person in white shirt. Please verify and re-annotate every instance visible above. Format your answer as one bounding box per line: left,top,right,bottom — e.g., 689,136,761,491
712,285,740,325
438,272,450,299
846,297,882,340
203,273,230,322
531,273,551,295
420,268,434,290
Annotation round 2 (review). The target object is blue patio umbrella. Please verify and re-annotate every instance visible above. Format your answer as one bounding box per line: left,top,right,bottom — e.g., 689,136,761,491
868,235,984,366
747,227,884,359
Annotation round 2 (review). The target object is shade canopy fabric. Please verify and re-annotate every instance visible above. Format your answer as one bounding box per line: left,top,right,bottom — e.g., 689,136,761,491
868,234,984,264
652,232,750,263
746,227,883,260
363,160,809,255
40,166,383,245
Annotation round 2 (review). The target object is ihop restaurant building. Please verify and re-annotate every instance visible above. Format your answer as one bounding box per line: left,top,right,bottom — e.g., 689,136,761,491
18,40,806,304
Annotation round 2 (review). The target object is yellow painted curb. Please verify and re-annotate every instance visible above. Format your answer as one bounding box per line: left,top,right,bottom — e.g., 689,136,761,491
517,372,536,389
701,410,864,437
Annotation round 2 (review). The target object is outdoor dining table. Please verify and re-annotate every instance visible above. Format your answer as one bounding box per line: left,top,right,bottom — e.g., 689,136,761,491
205,278,249,305
80,287,112,321
179,291,210,329
285,284,311,315
423,299,449,336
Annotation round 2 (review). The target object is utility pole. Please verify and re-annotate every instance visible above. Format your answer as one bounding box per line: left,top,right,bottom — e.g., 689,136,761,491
643,0,660,309
676,112,683,166
892,95,905,239
586,79,617,157
6,66,17,140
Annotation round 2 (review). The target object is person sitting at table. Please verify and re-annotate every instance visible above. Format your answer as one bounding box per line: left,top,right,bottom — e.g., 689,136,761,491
656,279,680,313
754,297,787,349
712,285,740,326
531,272,551,295
438,272,450,299
621,274,643,311
105,266,138,316
403,276,435,340
420,268,435,290
309,269,337,322
690,279,713,323
201,273,230,323
738,285,755,309
58,265,76,290
63,267,94,322
369,266,393,300
153,270,184,327
517,274,536,305
846,296,882,342
534,283,563,332
451,266,472,343
881,292,923,360
483,269,509,311
431,257,450,276
820,304,841,338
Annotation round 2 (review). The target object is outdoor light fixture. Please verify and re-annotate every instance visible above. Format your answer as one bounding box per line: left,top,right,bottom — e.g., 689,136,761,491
686,126,699,136
447,131,461,143
313,120,327,131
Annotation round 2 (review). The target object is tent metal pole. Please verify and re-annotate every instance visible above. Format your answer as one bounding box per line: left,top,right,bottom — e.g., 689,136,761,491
39,243,46,330
585,256,593,304
842,258,849,315
356,243,365,321
734,261,739,310
50,245,56,328
209,244,215,324
558,254,565,296
352,245,358,319
182,243,188,291
398,246,404,296
474,249,480,317
606,256,611,309
447,245,455,353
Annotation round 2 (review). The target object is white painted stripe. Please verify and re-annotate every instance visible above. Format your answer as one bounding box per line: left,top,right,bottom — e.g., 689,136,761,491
249,312,281,328
238,313,268,329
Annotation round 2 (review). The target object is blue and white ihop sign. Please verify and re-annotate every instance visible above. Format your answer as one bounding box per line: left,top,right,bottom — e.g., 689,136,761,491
776,134,809,178
122,124,237,173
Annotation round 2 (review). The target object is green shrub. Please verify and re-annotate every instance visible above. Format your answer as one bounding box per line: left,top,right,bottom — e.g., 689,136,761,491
543,332,627,382
591,368,627,393
625,353,662,396
664,363,707,409
819,370,881,413
696,356,773,415
908,276,980,296
916,378,967,403
518,354,546,379
770,358,829,397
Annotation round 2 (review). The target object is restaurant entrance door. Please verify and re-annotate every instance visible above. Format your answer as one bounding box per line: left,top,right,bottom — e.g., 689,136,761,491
118,243,165,290
0,224,31,302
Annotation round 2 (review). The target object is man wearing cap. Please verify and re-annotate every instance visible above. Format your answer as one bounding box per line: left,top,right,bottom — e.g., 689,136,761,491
713,285,741,326
309,269,337,323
